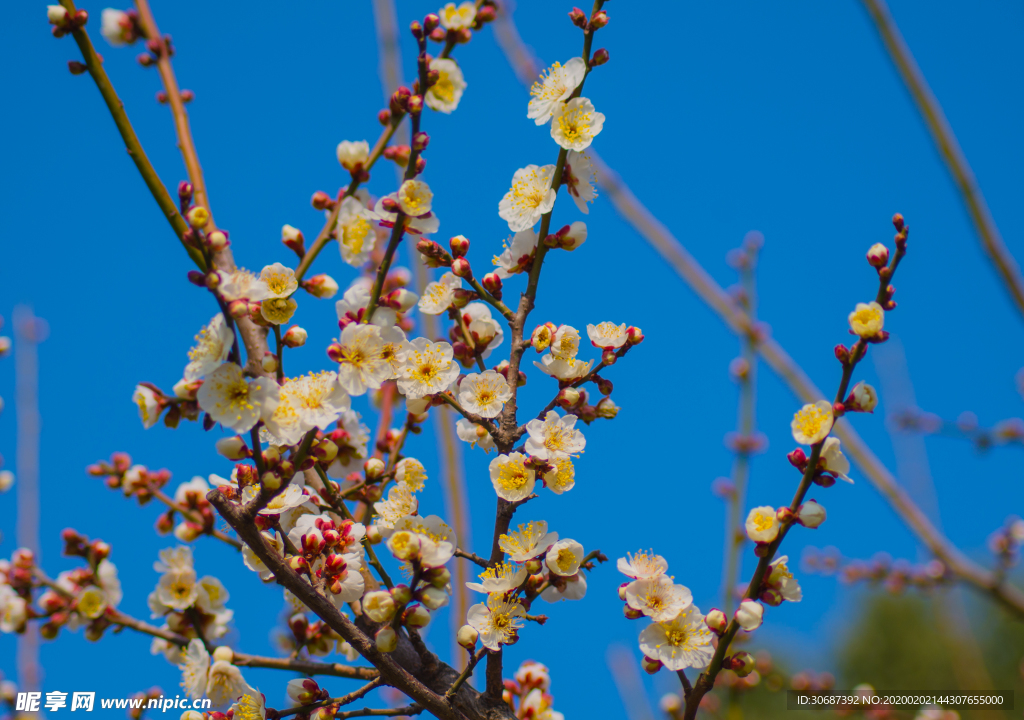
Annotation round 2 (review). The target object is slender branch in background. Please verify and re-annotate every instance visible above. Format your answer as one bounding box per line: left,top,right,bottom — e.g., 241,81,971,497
371,0,474,672
606,644,657,720
892,407,1024,452
489,5,1024,618
133,0,215,229
14,306,44,694
720,237,761,618
148,487,242,549
56,0,204,269
859,0,1024,322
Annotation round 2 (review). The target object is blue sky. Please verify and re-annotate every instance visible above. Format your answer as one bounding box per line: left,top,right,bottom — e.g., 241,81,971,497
2,0,1023,716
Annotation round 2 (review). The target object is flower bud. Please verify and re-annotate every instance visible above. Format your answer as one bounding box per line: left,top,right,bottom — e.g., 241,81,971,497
410,20,423,39
282,224,306,256
47,5,69,25
386,288,419,312
181,711,205,720
261,352,279,374
588,10,609,30
407,94,424,115
590,48,610,66
787,448,807,468
729,651,757,678
451,257,473,279
867,242,889,268
568,6,587,28
482,272,502,295
366,525,383,544
206,230,229,251
362,590,396,623
556,387,581,409
311,191,332,210
68,60,88,75
796,500,826,529
303,274,338,299
227,299,249,320
378,109,392,126
215,436,251,460
426,566,451,588
186,206,210,229
261,471,282,491
417,586,449,610
760,587,783,607
734,599,764,631
623,605,643,620
705,608,727,634
413,131,431,152
364,458,385,479
390,584,413,606
403,603,431,628
376,626,398,652
626,326,644,345
282,325,307,348
642,656,663,675
450,234,470,258
458,624,478,649
848,381,878,413
429,26,447,42
212,646,234,663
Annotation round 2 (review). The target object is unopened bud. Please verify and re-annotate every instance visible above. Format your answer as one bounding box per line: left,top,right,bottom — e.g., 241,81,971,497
482,272,502,295
386,288,419,312
206,230,229,251
362,590,396,623
413,131,430,152
796,500,826,529
429,26,447,42
378,109,392,126
760,587,783,606
623,605,643,620
282,224,306,256
734,599,764,631
261,471,282,491
451,257,472,279
261,352,279,374
215,436,251,460
556,387,581,409
457,624,478,649
407,95,424,115
68,61,87,75
227,300,249,320
311,191,332,210
787,448,807,468
303,274,338,299
588,10,609,30
450,235,470,258
364,458,385,479
705,608,727,634
848,381,878,413
47,5,69,25
403,603,431,628
590,48,609,66
568,6,587,28
410,20,423,39
425,566,451,588
375,626,398,652
417,586,449,610
282,325,307,348
642,656,663,675
390,584,413,606
866,242,889,268
626,326,644,345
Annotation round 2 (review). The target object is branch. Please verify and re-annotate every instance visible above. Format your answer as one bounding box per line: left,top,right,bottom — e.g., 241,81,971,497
859,0,1024,322
208,489,515,720
454,549,489,569
277,678,384,718
57,0,204,270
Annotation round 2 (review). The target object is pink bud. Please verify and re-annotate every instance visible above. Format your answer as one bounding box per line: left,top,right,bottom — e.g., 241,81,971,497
282,326,307,348
449,235,470,258
705,608,727,634
451,257,473,279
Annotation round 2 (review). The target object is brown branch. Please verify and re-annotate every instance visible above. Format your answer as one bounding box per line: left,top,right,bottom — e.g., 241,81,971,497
454,549,489,569
57,0,205,270
277,678,384,718
859,0,1024,321
234,654,380,681
335,707,423,719
208,489,515,720
149,487,241,549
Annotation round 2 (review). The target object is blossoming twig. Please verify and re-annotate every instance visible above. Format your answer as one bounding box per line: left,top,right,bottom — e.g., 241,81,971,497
454,549,489,569
147,487,242,550
446,647,487,700
276,677,384,718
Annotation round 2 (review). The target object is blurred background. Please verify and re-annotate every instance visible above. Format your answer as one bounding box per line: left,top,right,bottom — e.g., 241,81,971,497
1,0,1023,717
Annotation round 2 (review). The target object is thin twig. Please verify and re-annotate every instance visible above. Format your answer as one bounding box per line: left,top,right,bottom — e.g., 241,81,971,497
276,678,384,718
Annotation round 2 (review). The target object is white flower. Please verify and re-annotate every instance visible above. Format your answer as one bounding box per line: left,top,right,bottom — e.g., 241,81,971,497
625,576,693,622
47,6,68,24
528,58,587,125
639,606,714,671
100,9,132,46
216,269,270,303
459,370,512,418
157,567,199,610
551,325,580,360
850,381,878,412
418,272,462,315
464,303,504,354
259,263,298,299
587,322,628,350
467,594,526,651
395,458,428,492
560,220,587,251
337,140,370,171
564,150,597,213
550,97,605,151
456,418,496,453
390,515,456,568
375,193,439,236
820,437,853,483
499,166,557,232
542,456,575,494
397,337,461,399
515,660,551,690
745,506,780,544
373,484,418,530
397,179,433,217
334,196,380,267
438,1,476,29
766,555,803,602
498,520,557,562
0,586,27,633
155,546,194,574
617,550,669,580
241,482,308,516
533,354,592,381
196,576,230,614
185,314,234,381
545,539,584,576
206,658,249,708
539,572,587,602
466,562,527,594
197,363,280,433
791,400,834,446
241,530,284,581
333,323,393,396
325,409,371,478
326,555,366,607
229,690,267,720
174,476,210,505
492,229,539,278
426,58,467,114
75,584,109,619
262,371,350,446
180,639,210,700
524,411,585,460
133,384,162,429
335,278,397,327
848,301,885,338
489,452,536,501
735,599,764,631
